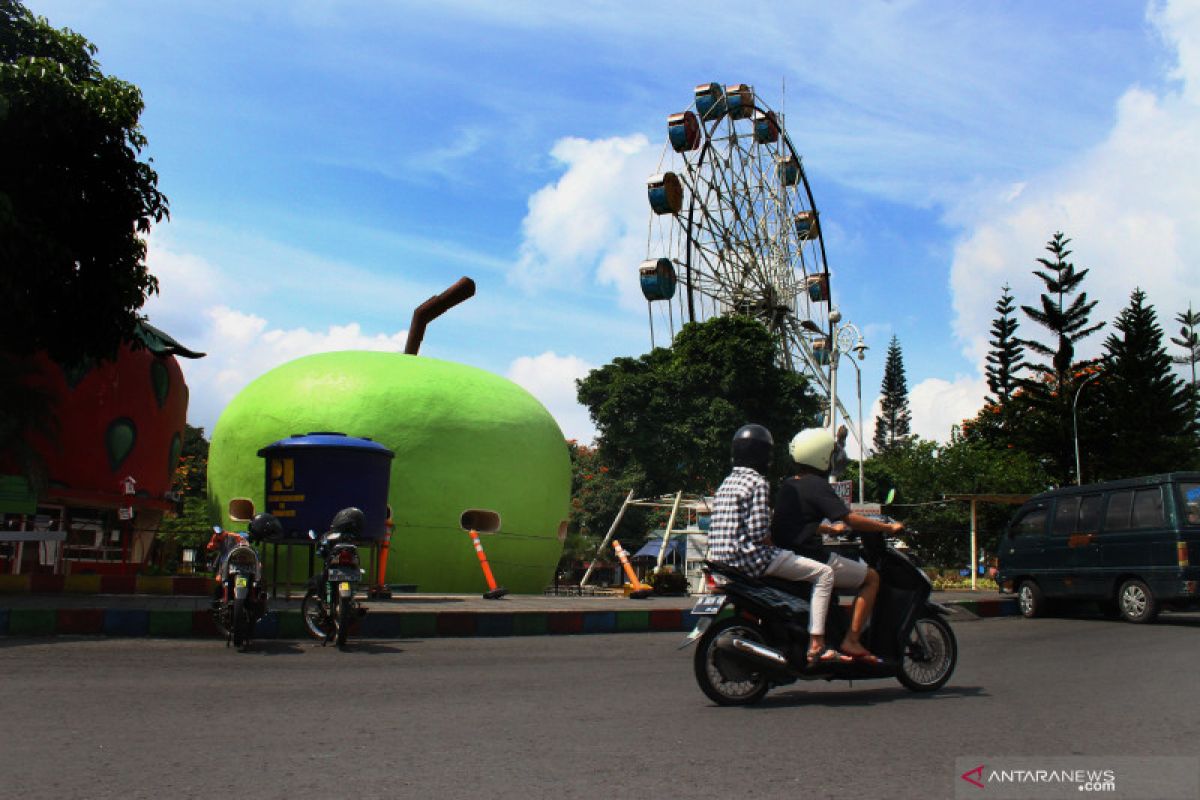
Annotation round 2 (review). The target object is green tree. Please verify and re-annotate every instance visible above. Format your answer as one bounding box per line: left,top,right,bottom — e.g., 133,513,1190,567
1,2,167,476
1170,304,1200,425
1,1,168,364
1093,289,1196,478
175,424,210,498
864,436,1049,567
1017,232,1105,482
872,335,911,453
985,284,1026,408
577,315,820,494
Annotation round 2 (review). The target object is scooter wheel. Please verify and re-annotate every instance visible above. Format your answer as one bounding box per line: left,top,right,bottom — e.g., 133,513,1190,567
898,615,957,692
301,589,331,640
693,616,770,706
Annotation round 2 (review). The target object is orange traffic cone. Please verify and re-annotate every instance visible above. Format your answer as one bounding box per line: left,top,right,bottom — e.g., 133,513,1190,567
370,517,394,599
612,539,653,600
468,529,508,599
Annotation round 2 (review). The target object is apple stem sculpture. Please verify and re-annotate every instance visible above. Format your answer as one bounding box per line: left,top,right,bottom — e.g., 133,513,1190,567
612,539,653,600
404,276,477,356
468,529,509,600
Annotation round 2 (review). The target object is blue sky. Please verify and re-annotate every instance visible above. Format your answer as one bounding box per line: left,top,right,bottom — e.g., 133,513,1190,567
28,1,1200,447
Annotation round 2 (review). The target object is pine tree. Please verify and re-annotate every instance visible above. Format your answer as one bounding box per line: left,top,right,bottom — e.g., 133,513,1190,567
985,284,1026,406
873,336,911,453
1017,232,1105,483
1170,304,1200,424
1094,289,1196,479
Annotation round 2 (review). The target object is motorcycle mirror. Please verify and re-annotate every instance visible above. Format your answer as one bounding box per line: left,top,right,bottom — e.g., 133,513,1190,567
212,525,222,534
884,488,896,505
307,529,316,540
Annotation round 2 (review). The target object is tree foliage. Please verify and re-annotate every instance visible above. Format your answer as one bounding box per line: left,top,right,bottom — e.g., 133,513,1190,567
985,284,1025,408
0,0,168,365
1171,304,1200,424
1019,232,1103,389
872,335,911,453
577,316,820,495
1093,289,1197,478
865,436,1050,566
1010,232,1105,482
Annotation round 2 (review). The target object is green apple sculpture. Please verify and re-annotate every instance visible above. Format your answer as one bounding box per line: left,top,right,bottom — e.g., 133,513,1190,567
206,351,571,593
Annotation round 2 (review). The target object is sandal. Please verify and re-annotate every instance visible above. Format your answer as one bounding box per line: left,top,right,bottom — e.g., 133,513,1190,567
840,649,882,665
807,648,853,665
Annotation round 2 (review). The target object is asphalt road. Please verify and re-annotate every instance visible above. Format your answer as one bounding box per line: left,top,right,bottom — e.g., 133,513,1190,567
2,611,1198,800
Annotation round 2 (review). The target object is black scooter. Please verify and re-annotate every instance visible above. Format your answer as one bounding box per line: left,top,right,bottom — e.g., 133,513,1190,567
688,531,957,705
209,525,269,651
301,507,368,649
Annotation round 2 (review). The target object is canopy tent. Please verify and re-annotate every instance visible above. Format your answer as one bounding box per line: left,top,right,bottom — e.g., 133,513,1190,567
631,535,687,563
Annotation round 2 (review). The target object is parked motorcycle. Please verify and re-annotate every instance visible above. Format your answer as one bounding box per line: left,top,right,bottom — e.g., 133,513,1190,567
208,513,279,650
301,507,368,649
687,530,957,705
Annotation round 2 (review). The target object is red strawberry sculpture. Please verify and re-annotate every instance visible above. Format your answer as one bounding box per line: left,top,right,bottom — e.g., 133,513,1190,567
9,323,204,575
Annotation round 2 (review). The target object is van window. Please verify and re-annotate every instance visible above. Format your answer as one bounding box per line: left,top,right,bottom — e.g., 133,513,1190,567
1180,482,1200,527
1052,497,1079,535
1131,487,1164,529
1078,495,1102,531
1104,491,1133,531
1012,505,1048,538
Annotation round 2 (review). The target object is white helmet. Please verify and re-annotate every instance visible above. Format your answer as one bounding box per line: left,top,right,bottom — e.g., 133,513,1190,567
789,428,837,471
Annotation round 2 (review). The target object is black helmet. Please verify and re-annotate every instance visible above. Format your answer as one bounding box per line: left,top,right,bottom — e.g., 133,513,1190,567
248,512,282,542
731,424,774,473
329,507,364,535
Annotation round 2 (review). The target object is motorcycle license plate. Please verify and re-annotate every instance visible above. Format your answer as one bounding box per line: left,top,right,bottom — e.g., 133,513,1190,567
679,594,725,648
235,576,247,588
690,594,726,616
328,568,358,582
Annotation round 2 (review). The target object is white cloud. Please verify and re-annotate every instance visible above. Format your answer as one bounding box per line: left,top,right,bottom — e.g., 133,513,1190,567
506,351,597,444
511,134,660,309
178,306,407,434
949,0,1200,380
908,375,989,444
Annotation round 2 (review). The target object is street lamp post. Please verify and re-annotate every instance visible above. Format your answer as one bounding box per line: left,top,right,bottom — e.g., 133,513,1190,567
840,350,867,504
1073,371,1101,486
801,314,868,501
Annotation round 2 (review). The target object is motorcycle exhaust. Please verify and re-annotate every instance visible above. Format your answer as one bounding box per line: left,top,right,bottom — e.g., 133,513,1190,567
716,636,789,668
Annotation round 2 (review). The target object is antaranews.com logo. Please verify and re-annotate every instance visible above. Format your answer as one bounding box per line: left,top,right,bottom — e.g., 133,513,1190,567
954,756,1198,799
961,764,1115,792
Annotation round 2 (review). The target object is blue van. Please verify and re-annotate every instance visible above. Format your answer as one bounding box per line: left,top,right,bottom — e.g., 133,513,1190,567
997,472,1200,623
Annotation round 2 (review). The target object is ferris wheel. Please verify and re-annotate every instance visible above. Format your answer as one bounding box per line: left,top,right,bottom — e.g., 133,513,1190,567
639,82,859,440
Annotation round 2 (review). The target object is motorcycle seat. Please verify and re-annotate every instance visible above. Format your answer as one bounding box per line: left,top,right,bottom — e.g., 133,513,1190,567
705,561,814,599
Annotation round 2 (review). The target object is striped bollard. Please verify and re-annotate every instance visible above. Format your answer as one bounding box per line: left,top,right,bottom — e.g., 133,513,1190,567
612,539,653,600
468,529,508,600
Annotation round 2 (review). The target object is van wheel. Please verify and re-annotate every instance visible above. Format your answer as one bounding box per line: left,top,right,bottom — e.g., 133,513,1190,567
1118,578,1159,624
1017,580,1045,618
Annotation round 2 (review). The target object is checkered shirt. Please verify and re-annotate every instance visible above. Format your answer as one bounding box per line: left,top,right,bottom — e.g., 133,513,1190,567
706,467,779,577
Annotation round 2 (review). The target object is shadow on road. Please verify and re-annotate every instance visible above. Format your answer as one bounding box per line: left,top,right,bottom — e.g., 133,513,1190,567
747,684,988,709
238,640,306,656
1036,607,1200,628
304,640,408,655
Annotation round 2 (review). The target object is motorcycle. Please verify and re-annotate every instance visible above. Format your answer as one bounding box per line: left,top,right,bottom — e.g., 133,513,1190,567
301,507,368,649
208,513,277,651
687,530,957,705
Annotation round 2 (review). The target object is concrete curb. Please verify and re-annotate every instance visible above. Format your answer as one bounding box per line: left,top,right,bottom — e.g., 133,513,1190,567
0,596,1019,639
0,574,212,596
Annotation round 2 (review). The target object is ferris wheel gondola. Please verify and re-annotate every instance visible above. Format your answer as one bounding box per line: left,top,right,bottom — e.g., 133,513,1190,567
640,82,858,440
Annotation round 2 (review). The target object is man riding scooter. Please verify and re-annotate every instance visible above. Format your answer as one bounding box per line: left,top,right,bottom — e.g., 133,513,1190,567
772,427,905,664
707,424,848,665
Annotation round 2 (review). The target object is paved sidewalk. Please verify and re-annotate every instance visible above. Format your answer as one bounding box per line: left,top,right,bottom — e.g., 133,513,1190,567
0,589,1017,638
